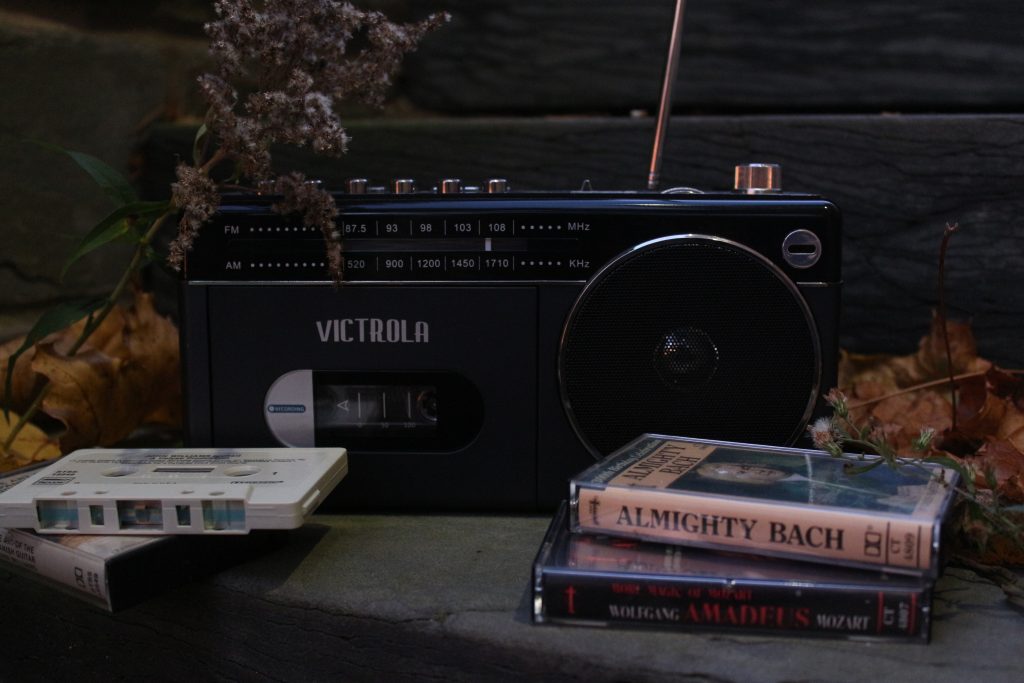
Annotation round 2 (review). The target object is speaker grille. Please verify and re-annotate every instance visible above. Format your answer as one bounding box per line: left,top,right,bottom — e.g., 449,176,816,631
559,236,820,456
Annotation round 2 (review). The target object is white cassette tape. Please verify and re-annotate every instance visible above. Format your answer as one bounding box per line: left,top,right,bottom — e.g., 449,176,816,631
0,447,347,534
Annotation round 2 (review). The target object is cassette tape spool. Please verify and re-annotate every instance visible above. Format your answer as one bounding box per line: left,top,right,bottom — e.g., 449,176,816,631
0,447,347,535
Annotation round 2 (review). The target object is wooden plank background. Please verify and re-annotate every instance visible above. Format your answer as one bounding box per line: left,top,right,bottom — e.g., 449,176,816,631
396,0,1024,113
3,0,1022,368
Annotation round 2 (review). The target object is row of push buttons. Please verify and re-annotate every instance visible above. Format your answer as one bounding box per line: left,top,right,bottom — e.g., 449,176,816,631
346,178,510,194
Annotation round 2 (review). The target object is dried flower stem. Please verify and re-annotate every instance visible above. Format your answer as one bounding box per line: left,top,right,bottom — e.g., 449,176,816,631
165,1,449,281
938,222,960,429
846,368,1024,411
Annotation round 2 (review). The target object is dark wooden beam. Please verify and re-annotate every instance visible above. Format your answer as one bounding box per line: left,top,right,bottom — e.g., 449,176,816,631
398,0,1024,114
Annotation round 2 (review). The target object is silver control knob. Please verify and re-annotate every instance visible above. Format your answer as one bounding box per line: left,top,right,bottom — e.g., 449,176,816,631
394,178,417,194
347,178,368,194
487,178,510,194
734,163,781,193
441,178,462,194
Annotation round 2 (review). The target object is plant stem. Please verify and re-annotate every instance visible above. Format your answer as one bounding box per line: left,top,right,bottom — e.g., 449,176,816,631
199,147,227,176
938,222,960,429
846,370,992,410
1,210,175,456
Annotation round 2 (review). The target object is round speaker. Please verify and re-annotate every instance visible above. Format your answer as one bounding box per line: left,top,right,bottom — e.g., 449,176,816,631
558,234,821,457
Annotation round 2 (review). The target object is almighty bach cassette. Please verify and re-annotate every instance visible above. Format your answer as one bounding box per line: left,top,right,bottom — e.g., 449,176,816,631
569,435,958,576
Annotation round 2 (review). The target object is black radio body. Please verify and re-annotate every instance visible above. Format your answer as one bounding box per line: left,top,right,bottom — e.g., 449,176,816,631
180,190,841,510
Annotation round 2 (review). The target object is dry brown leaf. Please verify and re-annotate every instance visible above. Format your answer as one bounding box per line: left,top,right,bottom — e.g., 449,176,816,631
121,291,182,428
0,305,127,414
32,344,128,450
916,311,988,378
840,312,991,399
863,391,952,454
970,440,1024,504
956,382,1012,440
841,317,1024,506
842,315,988,427
0,412,61,472
840,315,1024,562
1,290,181,453
33,291,181,451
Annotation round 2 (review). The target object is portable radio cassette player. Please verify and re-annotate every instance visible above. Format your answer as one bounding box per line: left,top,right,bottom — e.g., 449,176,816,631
179,0,840,511
180,174,841,510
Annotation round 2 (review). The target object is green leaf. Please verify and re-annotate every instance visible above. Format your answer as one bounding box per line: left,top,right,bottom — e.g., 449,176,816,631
60,200,171,280
33,141,138,206
3,297,107,418
192,123,209,167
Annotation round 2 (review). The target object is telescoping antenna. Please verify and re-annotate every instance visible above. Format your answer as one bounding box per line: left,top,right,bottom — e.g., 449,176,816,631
647,0,687,191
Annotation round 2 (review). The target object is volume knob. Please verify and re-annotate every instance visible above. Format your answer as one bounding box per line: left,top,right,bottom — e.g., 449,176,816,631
394,178,417,194
487,178,510,194
441,178,462,194
734,163,781,194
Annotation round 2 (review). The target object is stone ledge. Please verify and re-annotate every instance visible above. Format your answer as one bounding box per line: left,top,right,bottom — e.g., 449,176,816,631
1,514,1022,682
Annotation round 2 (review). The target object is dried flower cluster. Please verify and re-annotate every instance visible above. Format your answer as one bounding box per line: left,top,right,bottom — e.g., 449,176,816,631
169,163,220,267
809,388,935,461
168,0,449,278
269,172,342,276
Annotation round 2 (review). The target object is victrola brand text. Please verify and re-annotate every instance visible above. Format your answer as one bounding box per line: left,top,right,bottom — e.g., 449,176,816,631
316,318,430,343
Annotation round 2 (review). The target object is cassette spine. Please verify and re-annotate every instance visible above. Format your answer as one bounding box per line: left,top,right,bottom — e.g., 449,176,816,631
0,527,115,610
572,486,934,574
536,572,929,640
